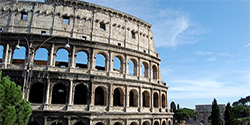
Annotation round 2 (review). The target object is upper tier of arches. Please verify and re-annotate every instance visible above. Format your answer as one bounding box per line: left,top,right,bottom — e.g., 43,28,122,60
0,0,158,57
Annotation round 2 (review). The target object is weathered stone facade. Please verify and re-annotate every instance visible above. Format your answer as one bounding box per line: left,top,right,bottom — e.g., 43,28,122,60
196,105,225,125
0,0,173,125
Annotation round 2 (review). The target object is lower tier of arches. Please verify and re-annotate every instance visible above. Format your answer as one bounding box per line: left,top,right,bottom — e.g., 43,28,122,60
28,111,173,125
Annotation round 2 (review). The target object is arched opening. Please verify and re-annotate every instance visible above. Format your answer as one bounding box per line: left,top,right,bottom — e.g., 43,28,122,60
74,84,87,105
141,62,148,77
0,45,3,63
74,121,85,125
29,82,44,103
55,48,69,68
152,65,158,80
168,121,171,125
13,46,26,64
142,121,150,125
113,88,124,106
113,56,121,72
130,122,137,125
142,91,150,107
28,121,39,125
129,90,138,107
114,122,122,125
34,48,48,65
95,87,105,105
51,122,63,125
154,121,159,125
162,94,166,108
95,53,106,71
76,51,88,68
153,93,159,107
95,122,104,125
129,59,137,75
52,83,67,104
162,121,166,125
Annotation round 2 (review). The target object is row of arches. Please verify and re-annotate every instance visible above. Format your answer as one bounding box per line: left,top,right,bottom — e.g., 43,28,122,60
0,45,159,80
29,82,167,108
28,121,172,125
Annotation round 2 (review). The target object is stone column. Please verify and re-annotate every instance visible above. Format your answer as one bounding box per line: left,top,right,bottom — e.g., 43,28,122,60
68,80,73,105
139,86,142,112
124,85,128,111
150,88,153,112
48,43,55,67
108,51,112,76
2,43,9,68
45,79,51,105
70,46,76,68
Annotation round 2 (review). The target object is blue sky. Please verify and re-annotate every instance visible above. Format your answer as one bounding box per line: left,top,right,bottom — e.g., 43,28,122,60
16,0,250,108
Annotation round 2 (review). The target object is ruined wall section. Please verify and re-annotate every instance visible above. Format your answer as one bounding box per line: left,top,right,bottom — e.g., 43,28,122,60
0,0,158,57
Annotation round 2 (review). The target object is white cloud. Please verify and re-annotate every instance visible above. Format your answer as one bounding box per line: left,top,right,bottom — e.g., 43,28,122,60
218,52,233,57
195,51,213,56
205,57,216,62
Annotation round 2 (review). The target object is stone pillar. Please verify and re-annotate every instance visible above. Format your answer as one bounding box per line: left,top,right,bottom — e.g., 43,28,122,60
48,43,55,67
45,79,51,105
68,80,73,105
150,88,153,112
124,85,128,111
2,43,9,68
139,86,142,112
43,117,47,125
70,46,76,68
108,83,112,109
90,49,95,70
149,61,152,82
67,117,71,125
138,58,141,80
108,51,112,75
124,54,127,78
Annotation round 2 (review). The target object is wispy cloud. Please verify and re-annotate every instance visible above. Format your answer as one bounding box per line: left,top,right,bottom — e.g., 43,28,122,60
152,8,207,48
195,51,213,56
240,42,250,51
205,57,216,62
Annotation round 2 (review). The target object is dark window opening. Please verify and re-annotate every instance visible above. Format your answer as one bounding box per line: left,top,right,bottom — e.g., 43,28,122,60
95,122,104,125
114,122,122,125
63,16,70,24
154,121,160,125
131,31,136,39
74,121,85,125
169,121,171,125
74,84,87,105
28,121,39,125
118,43,121,46
143,50,146,53
162,94,166,108
0,28,2,32
82,36,86,40
129,90,138,107
100,22,106,31
21,12,28,20
130,122,137,125
113,88,122,106
52,83,67,104
143,91,150,107
162,121,166,125
41,31,46,35
143,121,150,125
153,93,159,107
152,65,158,80
29,83,44,103
95,87,105,105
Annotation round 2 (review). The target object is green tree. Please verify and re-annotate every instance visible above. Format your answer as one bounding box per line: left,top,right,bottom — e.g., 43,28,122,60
174,108,195,123
170,101,177,112
224,102,236,125
232,105,250,125
211,98,222,125
0,71,32,125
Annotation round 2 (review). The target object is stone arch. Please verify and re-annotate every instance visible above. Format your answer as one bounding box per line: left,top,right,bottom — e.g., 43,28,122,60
128,58,137,76
153,92,159,107
95,122,105,125
29,82,44,103
94,86,107,105
55,48,69,68
113,122,123,125
12,46,26,63
141,62,148,77
129,89,138,107
113,55,123,72
168,120,172,125
74,121,85,125
76,50,88,68
162,94,166,108
113,88,124,106
28,121,39,125
142,91,150,107
162,121,166,125
152,65,158,80
130,122,137,125
34,48,48,65
74,84,88,105
52,83,67,104
95,52,107,71
142,121,150,125
154,121,159,125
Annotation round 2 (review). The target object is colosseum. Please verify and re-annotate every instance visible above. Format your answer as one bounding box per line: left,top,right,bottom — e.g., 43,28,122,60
0,0,173,125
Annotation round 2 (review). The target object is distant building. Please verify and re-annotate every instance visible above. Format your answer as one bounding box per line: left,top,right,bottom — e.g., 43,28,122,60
196,105,225,125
